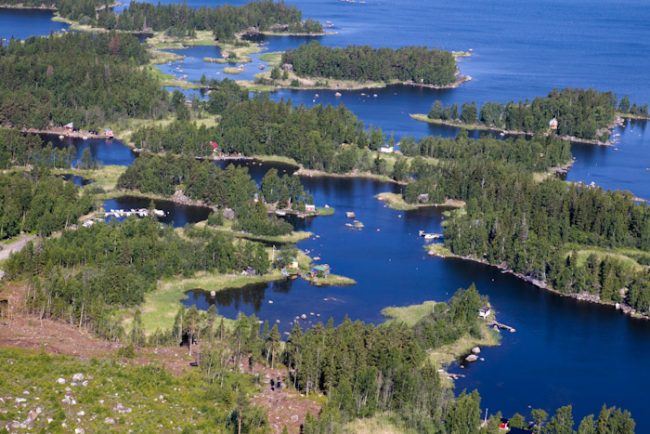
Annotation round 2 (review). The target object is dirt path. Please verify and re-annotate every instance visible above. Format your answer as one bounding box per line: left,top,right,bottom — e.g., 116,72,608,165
251,365,321,434
0,234,36,262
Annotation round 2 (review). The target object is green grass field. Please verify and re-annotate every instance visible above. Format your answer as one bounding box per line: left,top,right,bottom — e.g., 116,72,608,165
135,270,284,334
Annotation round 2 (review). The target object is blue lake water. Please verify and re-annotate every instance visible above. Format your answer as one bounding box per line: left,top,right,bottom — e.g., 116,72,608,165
103,196,212,227
183,167,650,427
0,8,67,41
159,36,323,84
43,134,137,167
4,0,650,429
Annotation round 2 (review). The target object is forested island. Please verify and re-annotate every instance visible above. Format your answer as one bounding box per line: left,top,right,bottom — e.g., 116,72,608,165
0,0,324,38
0,32,167,130
397,151,650,317
96,1,323,39
413,88,622,144
278,41,464,89
0,1,647,431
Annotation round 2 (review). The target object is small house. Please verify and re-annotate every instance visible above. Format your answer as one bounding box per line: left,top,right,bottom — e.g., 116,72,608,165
305,204,316,213
104,128,114,139
379,145,394,154
310,264,330,278
499,418,509,430
417,193,430,203
479,306,491,319
549,117,559,130
281,63,293,72
64,122,74,131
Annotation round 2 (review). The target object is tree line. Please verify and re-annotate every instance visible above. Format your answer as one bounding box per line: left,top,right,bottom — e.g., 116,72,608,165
95,0,322,39
0,170,93,239
167,286,635,433
0,130,77,169
117,154,294,236
618,96,649,117
282,41,458,86
6,218,271,339
1,0,102,21
0,32,169,130
405,156,650,314
1,0,322,39
400,131,572,172
427,88,618,140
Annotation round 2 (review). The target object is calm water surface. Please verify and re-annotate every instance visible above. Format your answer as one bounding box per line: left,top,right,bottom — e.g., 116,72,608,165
4,0,650,428
43,134,137,166
103,196,212,227
0,8,67,41
182,168,650,427
156,0,650,200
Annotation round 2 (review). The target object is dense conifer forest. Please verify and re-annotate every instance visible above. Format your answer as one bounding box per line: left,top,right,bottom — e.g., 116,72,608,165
0,130,77,169
427,88,618,140
117,154,298,236
0,1,646,430
6,218,271,339
0,171,93,238
282,42,458,86
97,1,322,39
0,0,322,38
0,32,168,129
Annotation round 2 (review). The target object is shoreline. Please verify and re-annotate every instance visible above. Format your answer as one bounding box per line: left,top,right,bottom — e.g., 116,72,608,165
619,112,650,121
0,3,55,10
295,167,401,184
259,30,335,37
427,246,649,321
17,126,109,140
248,73,471,92
409,114,616,146
375,192,465,211
0,2,120,11
100,189,213,210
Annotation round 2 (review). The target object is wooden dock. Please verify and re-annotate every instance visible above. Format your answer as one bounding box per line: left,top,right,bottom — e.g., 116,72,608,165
489,321,516,333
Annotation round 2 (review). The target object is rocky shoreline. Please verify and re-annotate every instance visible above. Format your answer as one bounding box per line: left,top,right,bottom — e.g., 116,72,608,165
410,114,624,146
428,248,648,321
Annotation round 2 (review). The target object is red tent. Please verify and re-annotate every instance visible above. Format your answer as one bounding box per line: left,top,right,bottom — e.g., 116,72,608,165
210,140,219,151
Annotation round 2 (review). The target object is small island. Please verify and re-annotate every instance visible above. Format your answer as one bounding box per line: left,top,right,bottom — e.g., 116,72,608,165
411,88,630,145
376,191,465,211
265,41,468,91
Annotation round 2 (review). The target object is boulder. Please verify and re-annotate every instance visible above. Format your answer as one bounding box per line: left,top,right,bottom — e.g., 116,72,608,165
471,346,481,355
465,354,478,363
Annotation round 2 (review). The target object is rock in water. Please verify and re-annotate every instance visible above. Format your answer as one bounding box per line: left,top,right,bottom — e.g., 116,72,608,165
471,346,481,355
465,354,478,363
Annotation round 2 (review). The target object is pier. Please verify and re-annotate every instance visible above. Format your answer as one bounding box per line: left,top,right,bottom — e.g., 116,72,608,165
489,321,516,333
105,208,166,219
